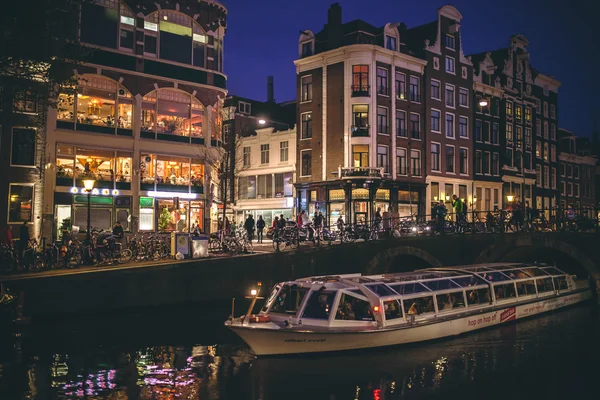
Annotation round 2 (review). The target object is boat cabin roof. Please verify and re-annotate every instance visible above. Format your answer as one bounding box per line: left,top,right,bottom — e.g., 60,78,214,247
287,263,565,297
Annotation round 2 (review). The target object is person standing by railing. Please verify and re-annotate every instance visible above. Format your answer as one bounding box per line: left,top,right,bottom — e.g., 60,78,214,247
452,195,464,233
374,207,383,232
434,200,447,235
256,216,265,244
244,214,255,242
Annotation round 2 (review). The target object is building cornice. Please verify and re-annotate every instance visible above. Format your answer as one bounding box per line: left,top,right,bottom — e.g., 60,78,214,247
294,44,427,74
473,81,504,98
535,73,561,92
558,152,597,165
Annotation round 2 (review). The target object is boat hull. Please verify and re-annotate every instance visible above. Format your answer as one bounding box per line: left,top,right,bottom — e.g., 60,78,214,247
229,290,592,356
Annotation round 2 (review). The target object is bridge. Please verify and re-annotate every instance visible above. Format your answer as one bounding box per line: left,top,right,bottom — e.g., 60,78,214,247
3,232,599,315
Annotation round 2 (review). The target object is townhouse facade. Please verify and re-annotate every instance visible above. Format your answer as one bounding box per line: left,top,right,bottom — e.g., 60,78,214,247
295,4,431,225
42,0,228,238
558,129,597,214
405,6,475,216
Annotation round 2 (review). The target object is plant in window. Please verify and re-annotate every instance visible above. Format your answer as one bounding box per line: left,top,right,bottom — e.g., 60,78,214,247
158,207,173,232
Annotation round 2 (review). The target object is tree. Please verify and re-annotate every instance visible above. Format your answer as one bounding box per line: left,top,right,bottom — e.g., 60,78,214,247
0,0,88,125
158,207,172,232
200,106,250,232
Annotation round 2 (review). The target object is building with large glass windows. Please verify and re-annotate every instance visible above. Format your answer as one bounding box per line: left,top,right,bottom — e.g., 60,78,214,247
42,0,227,238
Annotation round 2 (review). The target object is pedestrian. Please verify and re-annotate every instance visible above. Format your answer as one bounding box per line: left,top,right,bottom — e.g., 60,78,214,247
336,215,344,232
244,214,255,241
217,217,223,233
452,195,464,233
112,221,124,239
296,210,305,227
225,217,231,236
256,215,265,243
1,225,13,247
437,200,447,234
374,207,382,231
19,222,30,262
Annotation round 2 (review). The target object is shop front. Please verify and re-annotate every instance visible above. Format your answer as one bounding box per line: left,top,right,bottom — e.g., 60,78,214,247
53,191,132,239
139,196,204,233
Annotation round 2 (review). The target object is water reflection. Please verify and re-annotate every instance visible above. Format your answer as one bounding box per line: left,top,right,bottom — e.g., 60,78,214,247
0,304,598,399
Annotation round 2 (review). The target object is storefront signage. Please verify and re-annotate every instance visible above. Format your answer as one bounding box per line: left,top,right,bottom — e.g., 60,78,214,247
74,195,114,205
147,191,198,199
329,189,345,202
71,187,119,196
375,189,390,201
352,188,370,200
139,197,154,208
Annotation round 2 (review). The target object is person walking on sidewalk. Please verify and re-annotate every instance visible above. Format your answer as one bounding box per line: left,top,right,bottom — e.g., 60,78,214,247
244,214,255,242
256,215,265,243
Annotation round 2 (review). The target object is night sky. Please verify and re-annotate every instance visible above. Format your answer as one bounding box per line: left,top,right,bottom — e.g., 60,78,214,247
222,0,599,138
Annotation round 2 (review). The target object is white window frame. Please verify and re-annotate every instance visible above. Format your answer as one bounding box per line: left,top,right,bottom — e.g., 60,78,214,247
376,67,389,96
300,149,312,177
492,122,499,144
238,101,251,114
300,75,313,103
459,116,469,138
260,144,270,165
431,109,441,133
550,104,556,119
458,87,469,108
544,166,550,189
431,79,441,101
377,144,390,174
536,119,542,137
484,121,491,144
445,144,455,174
431,142,441,172
445,33,456,50
544,121,549,139
377,106,389,135
475,150,482,175
410,149,422,176
242,146,251,167
550,144,556,162
543,102,548,118
483,151,491,175
459,147,468,175
300,112,312,140
550,123,556,140
280,141,289,163
445,112,455,139
445,56,455,74
396,147,408,176
445,83,455,109
552,167,557,190
492,152,500,176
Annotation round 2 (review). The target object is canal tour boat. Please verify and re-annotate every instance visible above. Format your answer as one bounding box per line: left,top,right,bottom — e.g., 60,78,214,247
225,263,593,356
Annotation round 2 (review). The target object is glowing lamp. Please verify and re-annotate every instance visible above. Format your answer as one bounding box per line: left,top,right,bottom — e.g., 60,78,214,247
445,195,450,201
507,195,514,202
70,187,79,194
258,119,266,125
373,306,380,313
102,189,110,195
82,179,96,192
479,98,489,107
250,289,257,296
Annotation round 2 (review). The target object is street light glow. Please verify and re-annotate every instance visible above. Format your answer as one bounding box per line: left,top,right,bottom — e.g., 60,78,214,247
258,119,266,125
479,98,489,107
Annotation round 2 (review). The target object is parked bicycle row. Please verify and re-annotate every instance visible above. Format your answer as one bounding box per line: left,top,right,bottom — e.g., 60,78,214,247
0,227,173,275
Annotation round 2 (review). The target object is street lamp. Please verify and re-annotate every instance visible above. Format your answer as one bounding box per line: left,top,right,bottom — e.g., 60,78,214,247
258,119,266,125
506,194,514,203
478,98,489,108
83,178,96,242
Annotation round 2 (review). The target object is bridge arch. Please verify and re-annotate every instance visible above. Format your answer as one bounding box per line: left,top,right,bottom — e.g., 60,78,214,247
474,235,599,277
366,246,443,275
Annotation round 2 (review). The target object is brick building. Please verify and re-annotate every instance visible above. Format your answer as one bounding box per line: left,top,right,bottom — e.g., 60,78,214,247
294,3,430,225
558,129,597,214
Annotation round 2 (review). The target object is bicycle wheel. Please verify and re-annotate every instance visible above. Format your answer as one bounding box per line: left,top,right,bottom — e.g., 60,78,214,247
245,240,254,254
118,249,133,264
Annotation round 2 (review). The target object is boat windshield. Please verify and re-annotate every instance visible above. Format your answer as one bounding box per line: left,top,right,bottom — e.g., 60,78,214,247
421,279,459,291
335,293,375,321
261,285,280,312
269,285,309,315
542,267,564,276
301,291,337,320
365,284,396,297
389,282,430,295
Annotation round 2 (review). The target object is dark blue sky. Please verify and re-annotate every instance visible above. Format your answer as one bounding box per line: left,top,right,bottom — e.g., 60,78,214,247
222,0,599,137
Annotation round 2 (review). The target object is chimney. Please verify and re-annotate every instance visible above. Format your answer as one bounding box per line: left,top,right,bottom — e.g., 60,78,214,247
327,3,342,49
267,76,275,103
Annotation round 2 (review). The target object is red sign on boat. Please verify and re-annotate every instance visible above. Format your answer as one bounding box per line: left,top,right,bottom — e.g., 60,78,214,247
500,307,516,322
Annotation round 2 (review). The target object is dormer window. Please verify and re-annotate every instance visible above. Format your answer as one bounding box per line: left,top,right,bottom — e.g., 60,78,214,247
385,35,397,51
301,41,313,57
238,101,251,114
445,34,456,50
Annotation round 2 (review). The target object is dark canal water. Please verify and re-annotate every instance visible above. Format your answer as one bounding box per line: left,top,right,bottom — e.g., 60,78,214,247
0,300,598,400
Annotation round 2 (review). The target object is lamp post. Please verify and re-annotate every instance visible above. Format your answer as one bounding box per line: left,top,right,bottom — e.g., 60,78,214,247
472,196,477,224
82,178,96,243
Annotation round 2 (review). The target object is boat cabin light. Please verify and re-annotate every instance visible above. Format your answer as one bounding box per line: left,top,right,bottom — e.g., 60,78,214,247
250,289,257,296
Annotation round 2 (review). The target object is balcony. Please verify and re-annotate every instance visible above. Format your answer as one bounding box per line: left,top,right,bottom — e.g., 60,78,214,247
351,85,370,97
351,125,370,137
339,167,383,179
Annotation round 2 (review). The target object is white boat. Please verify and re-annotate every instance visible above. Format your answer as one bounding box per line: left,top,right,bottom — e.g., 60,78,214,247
225,263,593,356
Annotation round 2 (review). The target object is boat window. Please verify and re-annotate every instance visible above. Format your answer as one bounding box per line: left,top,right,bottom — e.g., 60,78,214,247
536,277,554,293
520,268,549,277
436,292,466,312
269,285,309,314
553,276,568,291
335,293,375,321
516,280,537,296
494,283,517,300
403,296,435,316
261,285,281,312
349,289,363,295
480,272,511,283
301,291,336,320
452,276,483,287
383,300,403,320
390,282,429,295
543,267,564,276
366,284,396,297
503,270,532,280
466,288,491,306
422,279,459,291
